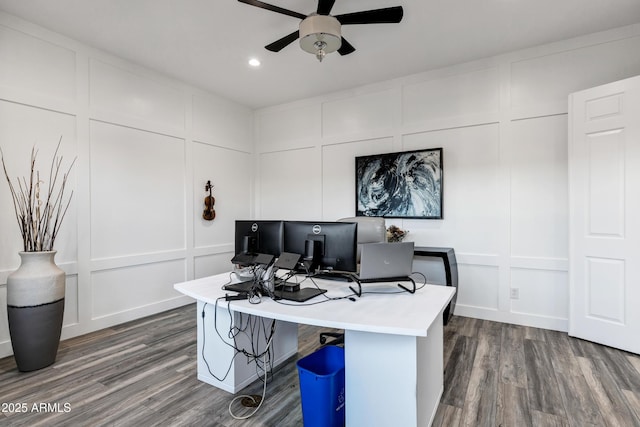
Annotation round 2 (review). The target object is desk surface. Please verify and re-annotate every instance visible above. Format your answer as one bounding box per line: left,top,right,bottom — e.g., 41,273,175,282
174,272,455,337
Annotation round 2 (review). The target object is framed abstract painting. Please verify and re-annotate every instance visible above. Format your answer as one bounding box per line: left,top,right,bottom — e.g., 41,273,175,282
355,148,443,219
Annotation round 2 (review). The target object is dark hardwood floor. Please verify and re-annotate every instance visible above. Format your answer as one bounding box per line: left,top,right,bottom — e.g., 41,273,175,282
1,304,639,426
434,315,640,427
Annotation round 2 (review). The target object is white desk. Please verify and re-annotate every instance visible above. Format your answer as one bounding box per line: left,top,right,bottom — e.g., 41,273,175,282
174,273,455,427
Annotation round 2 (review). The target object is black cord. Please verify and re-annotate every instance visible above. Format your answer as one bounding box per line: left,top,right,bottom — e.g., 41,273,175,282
412,271,428,291
201,300,240,382
217,297,276,361
202,298,278,380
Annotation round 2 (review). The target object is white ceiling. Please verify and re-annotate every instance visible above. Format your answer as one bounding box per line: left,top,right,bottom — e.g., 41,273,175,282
1,0,639,109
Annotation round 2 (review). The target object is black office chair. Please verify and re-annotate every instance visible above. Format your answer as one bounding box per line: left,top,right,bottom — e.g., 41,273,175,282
319,329,344,346
319,216,387,346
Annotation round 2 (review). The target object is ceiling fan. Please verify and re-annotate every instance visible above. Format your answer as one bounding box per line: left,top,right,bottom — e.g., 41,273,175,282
238,0,404,62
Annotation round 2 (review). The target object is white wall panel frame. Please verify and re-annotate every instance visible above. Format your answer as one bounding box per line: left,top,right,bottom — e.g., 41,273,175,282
321,89,396,138
402,66,501,126
509,256,568,272
510,267,569,320
454,264,500,311
192,92,253,152
0,23,76,104
89,121,186,259
91,260,187,319
401,113,501,137
257,146,322,220
510,115,569,260
89,58,185,131
255,102,321,152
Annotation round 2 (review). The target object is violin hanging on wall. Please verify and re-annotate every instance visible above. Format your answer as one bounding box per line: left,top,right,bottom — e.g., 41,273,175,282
203,180,216,221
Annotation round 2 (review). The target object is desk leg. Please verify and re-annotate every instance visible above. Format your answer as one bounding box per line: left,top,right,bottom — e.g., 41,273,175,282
195,300,298,393
344,314,444,427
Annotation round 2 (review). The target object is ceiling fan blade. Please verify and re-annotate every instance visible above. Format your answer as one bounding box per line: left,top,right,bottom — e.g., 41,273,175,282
335,6,404,25
265,30,300,52
337,38,355,55
238,0,306,20
317,0,336,15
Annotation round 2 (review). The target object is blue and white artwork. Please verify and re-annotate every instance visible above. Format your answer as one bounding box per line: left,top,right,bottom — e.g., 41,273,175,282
356,148,443,219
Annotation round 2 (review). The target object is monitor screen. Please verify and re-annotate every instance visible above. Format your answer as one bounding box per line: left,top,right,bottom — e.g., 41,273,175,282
234,220,284,257
283,221,358,272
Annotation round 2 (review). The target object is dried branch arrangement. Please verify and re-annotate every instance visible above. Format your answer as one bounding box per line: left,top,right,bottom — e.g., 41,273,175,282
1,138,76,252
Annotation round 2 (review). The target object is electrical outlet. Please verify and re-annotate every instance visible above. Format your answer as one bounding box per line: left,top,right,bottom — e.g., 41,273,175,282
510,288,519,299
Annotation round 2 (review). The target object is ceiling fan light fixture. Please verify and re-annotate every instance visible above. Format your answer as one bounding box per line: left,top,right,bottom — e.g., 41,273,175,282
299,14,341,62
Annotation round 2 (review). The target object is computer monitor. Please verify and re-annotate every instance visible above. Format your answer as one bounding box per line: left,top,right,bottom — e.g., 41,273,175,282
234,220,284,258
283,221,358,273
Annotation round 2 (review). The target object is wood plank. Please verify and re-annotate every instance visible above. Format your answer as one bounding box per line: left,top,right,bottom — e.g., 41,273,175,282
577,356,640,427
629,354,640,376
499,323,527,387
457,316,482,338
524,326,547,342
460,368,497,427
555,370,605,426
523,339,566,417
432,403,462,427
531,410,570,427
443,326,458,366
544,329,583,377
473,322,501,371
457,320,502,425
496,383,532,427
621,390,640,424
441,335,478,408
597,346,640,393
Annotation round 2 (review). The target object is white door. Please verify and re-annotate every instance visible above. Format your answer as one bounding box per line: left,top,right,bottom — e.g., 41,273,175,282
569,75,640,354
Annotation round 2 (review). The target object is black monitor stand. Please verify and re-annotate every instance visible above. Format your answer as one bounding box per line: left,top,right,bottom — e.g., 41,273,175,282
222,280,254,294
273,280,326,302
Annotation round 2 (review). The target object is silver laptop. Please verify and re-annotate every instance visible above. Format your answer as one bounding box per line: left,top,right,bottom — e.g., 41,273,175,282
358,241,414,282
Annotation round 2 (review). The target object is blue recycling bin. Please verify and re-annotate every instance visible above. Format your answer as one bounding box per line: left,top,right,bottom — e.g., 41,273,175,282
297,345,345,427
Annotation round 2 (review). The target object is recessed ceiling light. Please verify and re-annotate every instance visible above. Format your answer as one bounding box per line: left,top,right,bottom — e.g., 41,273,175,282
248,58,261,67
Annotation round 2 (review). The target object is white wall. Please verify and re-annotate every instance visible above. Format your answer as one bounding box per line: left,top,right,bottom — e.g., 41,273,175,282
0,12,254,358
254,24,640,331
1,11,639,359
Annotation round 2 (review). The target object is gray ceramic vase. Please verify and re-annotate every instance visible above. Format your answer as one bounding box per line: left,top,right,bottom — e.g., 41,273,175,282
6,251,65,372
